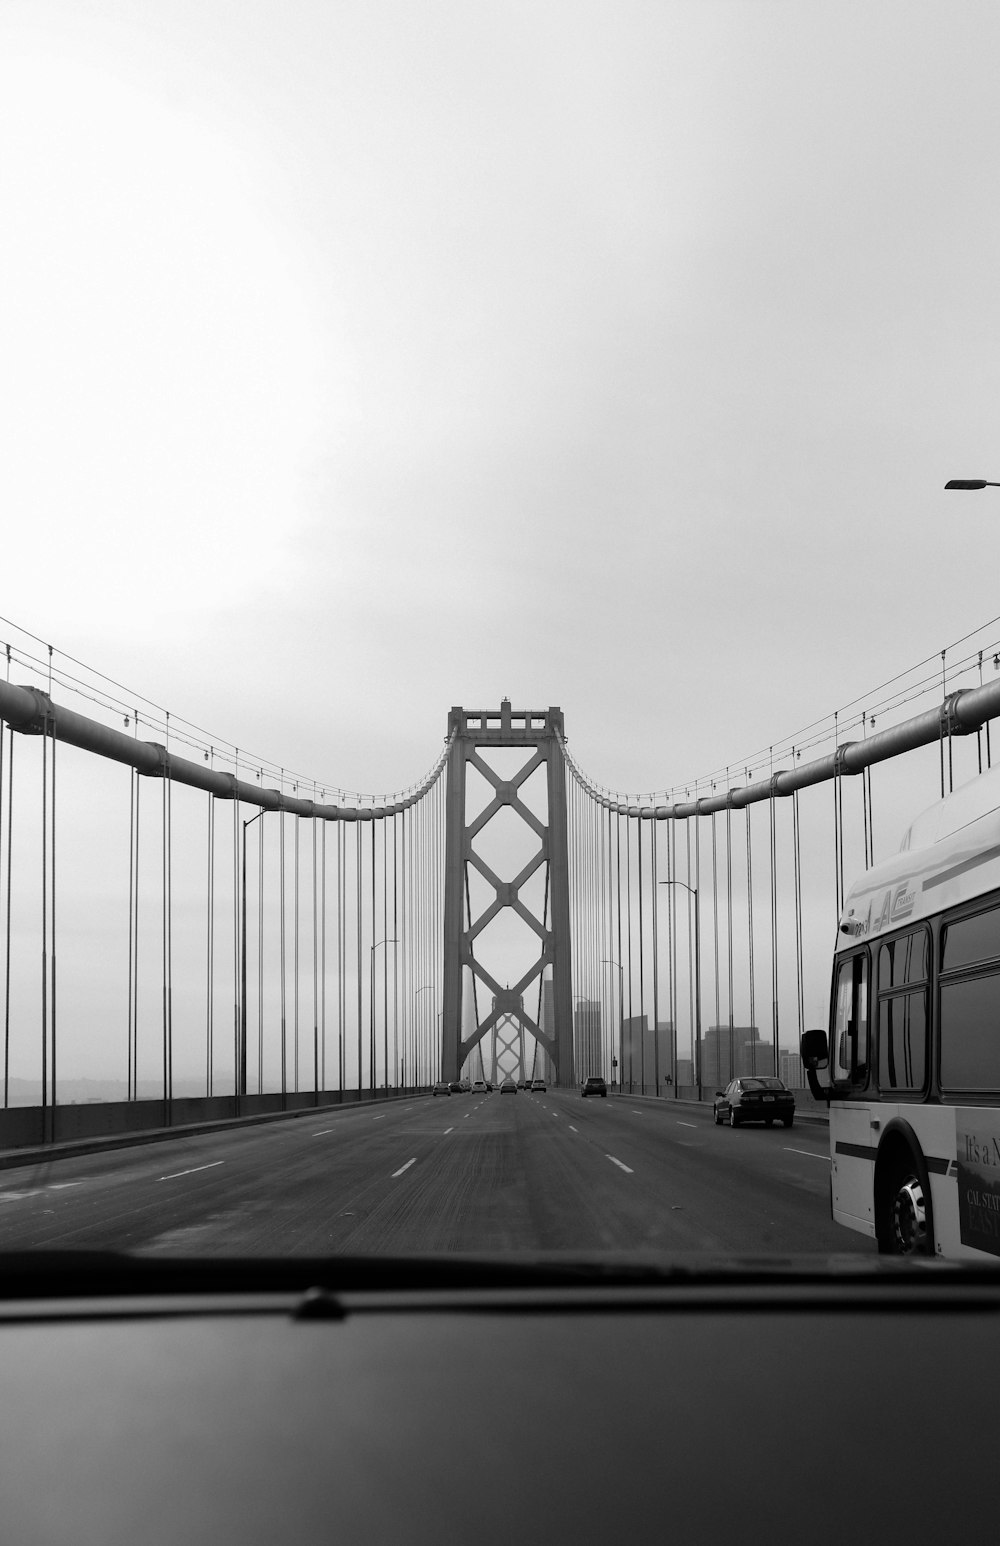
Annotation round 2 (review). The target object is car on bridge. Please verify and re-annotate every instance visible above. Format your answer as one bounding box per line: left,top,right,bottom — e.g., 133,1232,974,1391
500,1078,517,1094
714,1077,794,1129
472,1079,488,1093
581,1076,607,1098
530,1079,546,1092
432,1081,451,1097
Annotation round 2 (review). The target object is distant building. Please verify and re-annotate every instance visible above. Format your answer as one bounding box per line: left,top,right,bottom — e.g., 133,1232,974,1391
620,1017,672,1094
574,999,602,1080
701,1025,775,1089
779,1050,804,1088
675,1058,694,1089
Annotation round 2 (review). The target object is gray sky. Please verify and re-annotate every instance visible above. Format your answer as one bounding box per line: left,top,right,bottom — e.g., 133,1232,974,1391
3,0,1000,802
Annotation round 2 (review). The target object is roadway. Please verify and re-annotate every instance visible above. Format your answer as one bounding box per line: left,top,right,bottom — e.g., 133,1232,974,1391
0,1089,871,1258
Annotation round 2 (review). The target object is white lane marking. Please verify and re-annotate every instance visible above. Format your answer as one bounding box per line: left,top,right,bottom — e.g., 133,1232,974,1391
392,1158,416,1178
159,1161,225,1181
0,1190,45,1202
568,1125,578,1132
463,1112,470,1118
49,1182,82,1189
443,1127,454,1134
677,1121,697,1128
312,1129,335,1137
631,1110,643,1115
372,1115,386,1122
606,1155,634,1174
785,1147,831,1161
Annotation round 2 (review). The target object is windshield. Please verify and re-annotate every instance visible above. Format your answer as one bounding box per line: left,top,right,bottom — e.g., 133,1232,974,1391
1,3,998,1283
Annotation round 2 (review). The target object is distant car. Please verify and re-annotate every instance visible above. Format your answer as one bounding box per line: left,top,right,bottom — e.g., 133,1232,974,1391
432,1081,451,1097
459,1080,471,1092
448,1081,463,1094
516,1080,526,1089
581,1076,607,1098
714,1077,794,1129
500,1078,517,1094
485,1081,493,1092
472,1079,487,1093
530,1079,546,1092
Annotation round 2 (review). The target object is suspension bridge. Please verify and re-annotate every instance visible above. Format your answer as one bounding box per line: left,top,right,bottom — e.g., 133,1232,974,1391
0,621,999,1170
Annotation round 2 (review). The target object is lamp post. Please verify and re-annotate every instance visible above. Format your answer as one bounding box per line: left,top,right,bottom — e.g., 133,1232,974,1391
240,808,267,1101
600,959,623,1091
413,984,434,1090
659,880,702,1100
369,938,398,1093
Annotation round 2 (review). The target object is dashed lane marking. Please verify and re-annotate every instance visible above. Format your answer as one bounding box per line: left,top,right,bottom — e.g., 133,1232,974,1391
160,1161,225,1181
372,1115,386,1121
312,1129,335,1137
677,1121,697,1128
568,1125,578,1133
606,1155,634,1174
444,1127,454,1134
392,1158,417,1178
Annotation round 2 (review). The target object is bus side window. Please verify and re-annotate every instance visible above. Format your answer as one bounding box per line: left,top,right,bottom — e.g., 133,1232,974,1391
832,952,869,1087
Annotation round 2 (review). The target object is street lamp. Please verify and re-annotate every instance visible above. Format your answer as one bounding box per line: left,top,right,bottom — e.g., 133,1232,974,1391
413,984,434,1090
240,808,267,1102
369,938,398,1093
659,880,702,1099
600,959,623,1091
945,479,1000,489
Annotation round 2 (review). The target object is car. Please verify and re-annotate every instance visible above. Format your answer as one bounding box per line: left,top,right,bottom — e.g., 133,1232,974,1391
530,1079,546,1092
432,1081,451,1097
448,1081,463,1094
516,1080,526,1089
472,1080,487,1093
713,1077,794,1129
500,1078,517,1094
581,1077,607,1098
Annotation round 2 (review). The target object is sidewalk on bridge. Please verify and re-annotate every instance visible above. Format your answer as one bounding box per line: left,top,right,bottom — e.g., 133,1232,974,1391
0,1091,422,1175
608,1090,830,1126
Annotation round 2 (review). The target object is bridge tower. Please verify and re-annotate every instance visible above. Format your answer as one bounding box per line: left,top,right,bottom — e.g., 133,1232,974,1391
441,703,574,1086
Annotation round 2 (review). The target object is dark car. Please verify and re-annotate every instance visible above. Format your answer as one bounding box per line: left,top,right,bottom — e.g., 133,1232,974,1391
714,1076,794,1128
432,1081,451,1097
448,1081,463,1094
581,1076,607,1098
500,1078,517,1094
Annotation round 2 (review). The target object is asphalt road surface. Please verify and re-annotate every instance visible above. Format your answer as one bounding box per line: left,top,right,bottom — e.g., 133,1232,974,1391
0,1091,872,1258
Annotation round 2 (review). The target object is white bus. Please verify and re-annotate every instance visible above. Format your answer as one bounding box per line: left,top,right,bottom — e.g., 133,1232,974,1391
801,761,1000,1258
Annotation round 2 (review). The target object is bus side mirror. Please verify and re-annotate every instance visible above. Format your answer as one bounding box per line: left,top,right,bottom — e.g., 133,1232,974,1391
801,1028,829,1069
800,1028,832,1104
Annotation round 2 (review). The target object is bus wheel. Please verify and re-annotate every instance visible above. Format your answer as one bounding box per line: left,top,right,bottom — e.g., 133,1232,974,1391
881,1163,931,1256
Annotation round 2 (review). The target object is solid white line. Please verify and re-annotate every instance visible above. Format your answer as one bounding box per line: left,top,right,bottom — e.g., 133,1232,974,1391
606,1155,634,1174
160,1161,225,1181
392,1158,416,1178
785,1147,831,1161
677,1121,697,1128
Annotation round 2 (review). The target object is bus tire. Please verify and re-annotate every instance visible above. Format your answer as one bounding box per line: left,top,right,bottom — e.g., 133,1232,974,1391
876,1131,935,1257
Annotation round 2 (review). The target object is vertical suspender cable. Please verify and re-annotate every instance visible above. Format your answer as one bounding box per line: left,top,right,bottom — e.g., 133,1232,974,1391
637,814,645,1092
745,800,756,1078
711,810,722,1080
356,821,363,1094
279,781,287,1100
320,814,326,1094
232,786,240,1097
312,813,319,1100
294,805,300,1092
769,783,779,1080
793,788,805,1051
258,808,265,1093
651,816,660,1095
206,788,215,1095
726,795,734,1083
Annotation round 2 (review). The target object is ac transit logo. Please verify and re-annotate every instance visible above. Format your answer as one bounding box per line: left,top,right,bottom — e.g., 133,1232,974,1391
872,882,916,932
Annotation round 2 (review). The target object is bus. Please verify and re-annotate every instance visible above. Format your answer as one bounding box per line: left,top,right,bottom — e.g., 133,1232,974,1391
801,760,1000,1259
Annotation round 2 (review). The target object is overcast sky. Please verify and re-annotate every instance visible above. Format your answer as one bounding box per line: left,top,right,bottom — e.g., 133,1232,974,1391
4,0,1000,802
